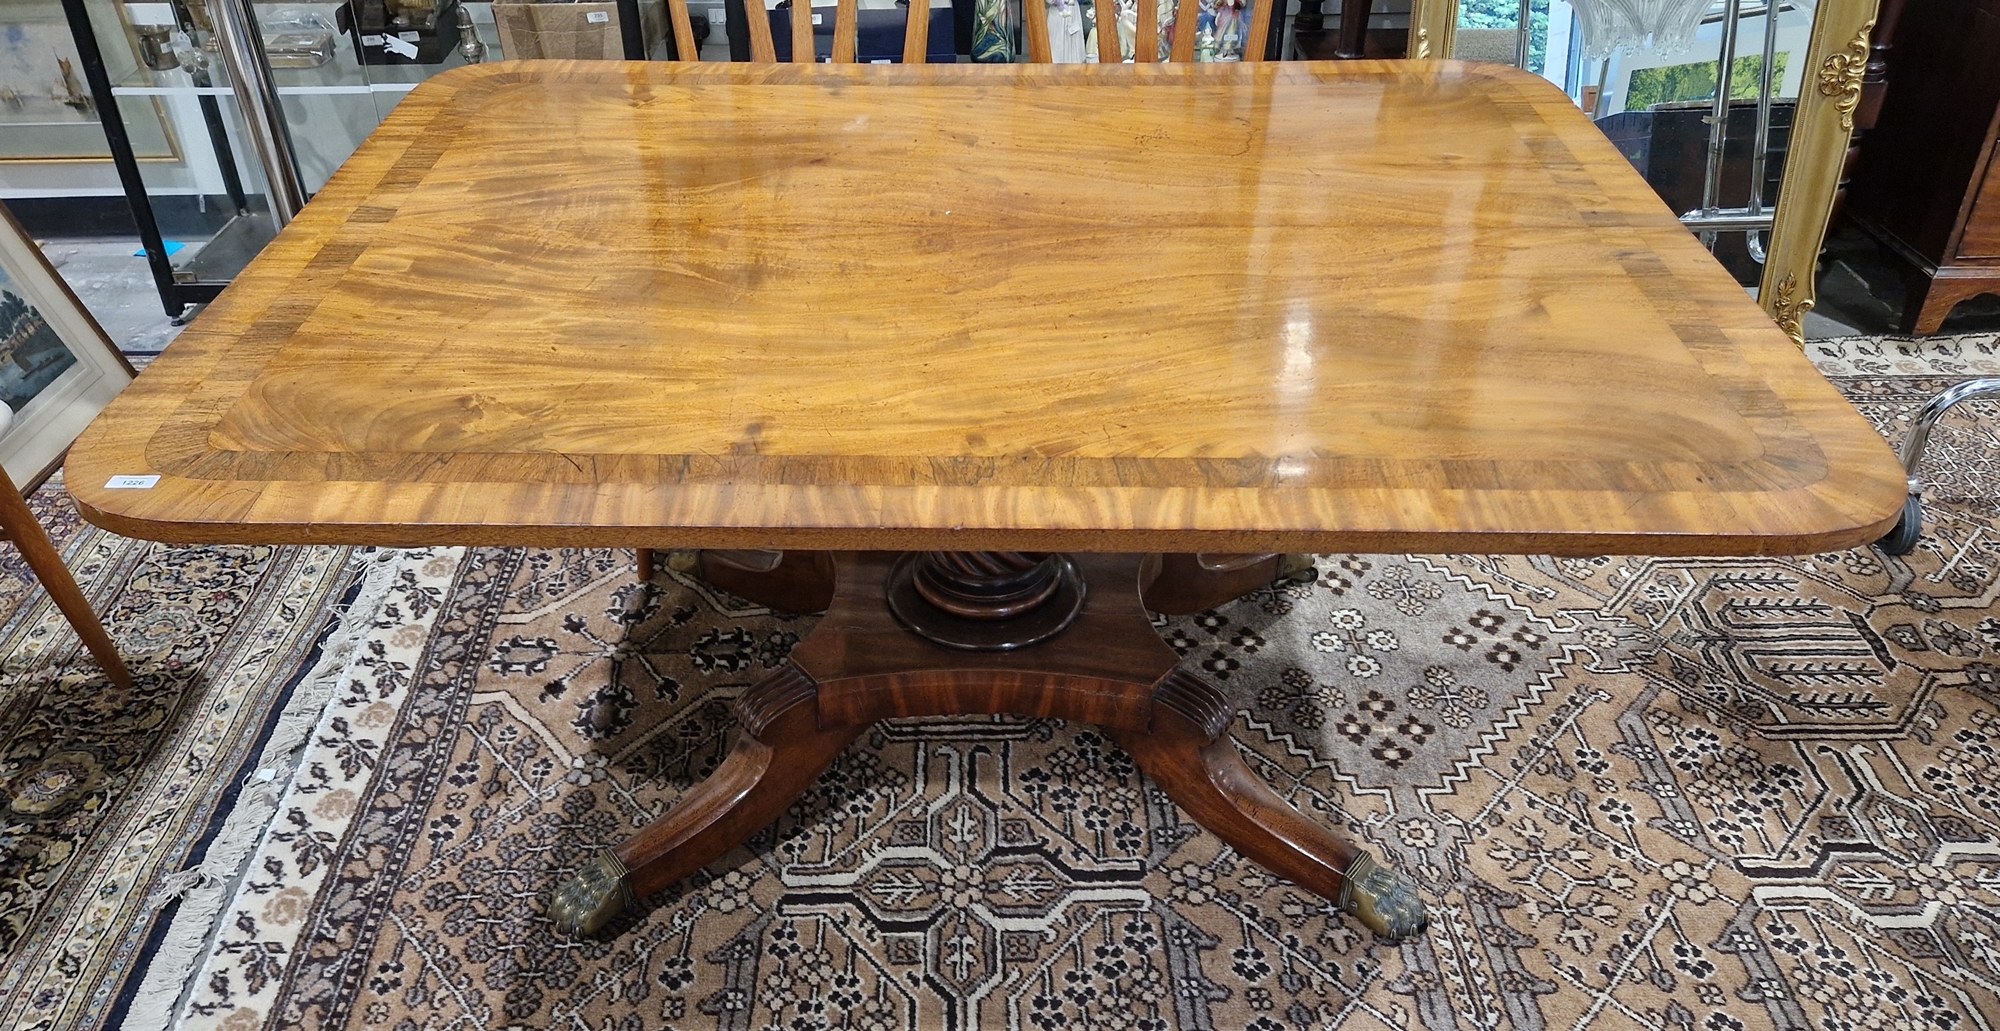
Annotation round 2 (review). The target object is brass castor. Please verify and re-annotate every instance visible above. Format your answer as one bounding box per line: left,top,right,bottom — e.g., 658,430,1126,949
1339,851,1429,941
550,849,635,936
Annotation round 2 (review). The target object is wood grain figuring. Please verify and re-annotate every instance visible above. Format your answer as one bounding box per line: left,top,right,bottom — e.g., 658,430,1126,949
65,61,1907,557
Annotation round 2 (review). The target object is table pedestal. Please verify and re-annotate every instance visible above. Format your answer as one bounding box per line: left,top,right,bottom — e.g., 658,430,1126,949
549,551,1428,941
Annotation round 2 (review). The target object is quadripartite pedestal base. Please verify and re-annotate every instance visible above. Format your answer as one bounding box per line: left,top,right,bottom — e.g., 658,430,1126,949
549,551,1426,941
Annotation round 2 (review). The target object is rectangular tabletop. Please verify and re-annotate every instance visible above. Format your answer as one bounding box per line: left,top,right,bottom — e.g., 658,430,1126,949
66,59,1906,556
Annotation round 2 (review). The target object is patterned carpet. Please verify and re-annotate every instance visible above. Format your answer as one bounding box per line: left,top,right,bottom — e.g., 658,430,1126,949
0,480,360,1031
78,335,2000,1029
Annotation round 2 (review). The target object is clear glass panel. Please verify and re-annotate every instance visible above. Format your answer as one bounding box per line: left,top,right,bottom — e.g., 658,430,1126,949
1454,0,1815,285
977,0,1267,62
43,0,501,285
0,0,147,160
62,0,274,282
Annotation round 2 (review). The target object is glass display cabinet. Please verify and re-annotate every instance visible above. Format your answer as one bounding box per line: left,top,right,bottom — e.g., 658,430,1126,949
1406,0,1879,346
55,0,648,317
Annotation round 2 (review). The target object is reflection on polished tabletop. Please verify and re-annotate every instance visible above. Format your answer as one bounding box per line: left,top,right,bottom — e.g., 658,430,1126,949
66,59,1904,555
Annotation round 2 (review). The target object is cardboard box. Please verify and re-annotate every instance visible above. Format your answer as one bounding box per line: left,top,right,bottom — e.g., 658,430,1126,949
492,0,665,60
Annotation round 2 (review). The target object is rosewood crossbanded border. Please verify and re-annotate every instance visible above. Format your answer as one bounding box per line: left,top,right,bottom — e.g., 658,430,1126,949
65,59,1906,943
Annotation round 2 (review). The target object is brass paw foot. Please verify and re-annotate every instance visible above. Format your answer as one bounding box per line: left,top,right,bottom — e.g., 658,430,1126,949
1275,554,1318,584
550,849,636,936
1338,851,1428,941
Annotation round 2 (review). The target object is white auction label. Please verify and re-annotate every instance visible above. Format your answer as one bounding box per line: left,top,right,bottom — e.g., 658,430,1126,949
586,10,611,23
105,475,160,489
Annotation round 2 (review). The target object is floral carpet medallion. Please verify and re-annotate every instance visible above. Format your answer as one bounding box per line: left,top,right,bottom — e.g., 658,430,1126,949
169,337,2000,1031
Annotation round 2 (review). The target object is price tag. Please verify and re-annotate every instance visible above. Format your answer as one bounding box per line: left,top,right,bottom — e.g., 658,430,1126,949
380,33,419,58
586,10,611,23
125,3,177,24
105,475,160,489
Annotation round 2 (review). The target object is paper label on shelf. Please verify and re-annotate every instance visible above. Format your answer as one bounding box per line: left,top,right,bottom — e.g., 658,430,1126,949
398,30,420,40
812,13,821,23
361,33,384,44
586,10,610,22
104,475,160,489
380,33,420,57
125,3,176,25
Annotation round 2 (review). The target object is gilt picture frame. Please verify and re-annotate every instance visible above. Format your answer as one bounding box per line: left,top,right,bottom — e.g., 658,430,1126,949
0,203,136,491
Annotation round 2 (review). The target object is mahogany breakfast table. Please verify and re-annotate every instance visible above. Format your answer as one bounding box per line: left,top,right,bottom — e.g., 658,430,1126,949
66,58,1907,943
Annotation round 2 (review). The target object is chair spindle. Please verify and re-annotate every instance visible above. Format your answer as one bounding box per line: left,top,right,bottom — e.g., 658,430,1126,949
1168,0,1199,60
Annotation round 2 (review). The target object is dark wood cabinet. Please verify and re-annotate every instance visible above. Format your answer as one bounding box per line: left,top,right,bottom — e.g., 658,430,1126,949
1847,0,2000,334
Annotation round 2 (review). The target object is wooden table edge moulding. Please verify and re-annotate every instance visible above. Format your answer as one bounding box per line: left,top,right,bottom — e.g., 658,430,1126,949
65,59,1908,945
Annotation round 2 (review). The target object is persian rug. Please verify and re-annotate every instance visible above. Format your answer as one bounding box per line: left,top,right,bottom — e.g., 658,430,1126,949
0,480,371,1031
160,335,2000,1031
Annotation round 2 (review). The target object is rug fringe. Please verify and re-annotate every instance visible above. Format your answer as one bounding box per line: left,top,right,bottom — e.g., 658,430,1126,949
142,867,215,908
119,548,439,1031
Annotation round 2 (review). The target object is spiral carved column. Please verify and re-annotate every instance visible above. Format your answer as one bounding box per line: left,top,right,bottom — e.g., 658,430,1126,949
886,551,1087,650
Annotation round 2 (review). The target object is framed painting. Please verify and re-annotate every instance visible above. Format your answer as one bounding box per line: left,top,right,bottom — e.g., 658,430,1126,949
0,203,136,490
0,0,181,162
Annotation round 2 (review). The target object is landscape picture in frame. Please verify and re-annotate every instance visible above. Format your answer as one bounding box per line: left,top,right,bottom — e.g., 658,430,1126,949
0,0,180,161
0,204,134,490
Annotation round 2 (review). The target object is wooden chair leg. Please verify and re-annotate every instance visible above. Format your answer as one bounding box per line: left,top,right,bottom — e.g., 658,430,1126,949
0,471,131,689
635,548,655,580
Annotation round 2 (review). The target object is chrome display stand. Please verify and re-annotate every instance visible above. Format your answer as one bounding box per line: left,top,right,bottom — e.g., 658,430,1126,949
1877,379,2000,555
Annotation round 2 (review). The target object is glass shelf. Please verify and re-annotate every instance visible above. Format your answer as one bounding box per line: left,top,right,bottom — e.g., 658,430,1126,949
108,48,477,96
107,3,496,97
61,0,509,314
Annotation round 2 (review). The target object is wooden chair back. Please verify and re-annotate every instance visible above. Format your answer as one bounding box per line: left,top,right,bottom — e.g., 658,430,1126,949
664,0,935,63
659,0,1267,65
1024,0,1274,64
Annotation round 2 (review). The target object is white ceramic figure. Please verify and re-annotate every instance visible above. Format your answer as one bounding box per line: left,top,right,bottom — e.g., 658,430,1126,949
1049,0,1088,62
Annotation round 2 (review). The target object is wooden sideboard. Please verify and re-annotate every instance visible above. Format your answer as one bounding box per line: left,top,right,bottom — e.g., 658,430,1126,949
1846,0,2000,334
